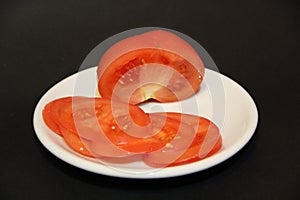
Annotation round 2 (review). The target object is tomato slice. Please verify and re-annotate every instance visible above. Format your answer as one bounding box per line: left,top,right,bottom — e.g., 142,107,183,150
42,97,149,156
43,97,194,155
143,113,222,167
59,122,136,158
42,97,221,165
42,97,72,135
59,124,94,157
56,97,158,154
118,115,195,153
97,30,204,104
70,103,194,154
81,115,194,155
52,97,148,137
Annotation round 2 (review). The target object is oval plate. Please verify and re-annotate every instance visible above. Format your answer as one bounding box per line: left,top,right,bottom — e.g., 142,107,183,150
33,67,258,179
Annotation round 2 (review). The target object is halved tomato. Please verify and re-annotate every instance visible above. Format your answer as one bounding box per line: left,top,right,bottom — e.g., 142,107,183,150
97,30,205,104
143,113,222,167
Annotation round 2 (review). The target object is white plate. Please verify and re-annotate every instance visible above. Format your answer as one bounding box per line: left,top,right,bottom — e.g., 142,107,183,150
33,67,258,179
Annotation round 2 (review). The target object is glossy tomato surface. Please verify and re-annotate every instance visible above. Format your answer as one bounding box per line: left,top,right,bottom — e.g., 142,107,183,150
59,124,93,157
143,112,222,167
42,97,72,135
43,97,196,157
97,30,205,104
42,98,222,166
67,98,195,154
43,97,150,157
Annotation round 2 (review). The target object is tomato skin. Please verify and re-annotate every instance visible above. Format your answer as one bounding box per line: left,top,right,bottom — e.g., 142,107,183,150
72,107,194,154
118,115,195,153
42,97,150,156
43,97,195,155
57,97,156,154
42,97,222,166
42,97,72,135
97,30,204,104
143,113,222,167
52,97,149,138
59,124,94,157
97,30,204,77
164,135,222,167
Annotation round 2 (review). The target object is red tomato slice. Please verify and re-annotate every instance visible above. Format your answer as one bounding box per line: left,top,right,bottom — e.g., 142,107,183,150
52,97,148,138
42,97,72,135
44,97,193,155
59,124,94,157
59,123,136,158
118,115,195,153
97,30,204,104
42,97,150,156
57,97,149,132
81,115,194,156
71,106,194,154
42,96,91,135
143,113,222,167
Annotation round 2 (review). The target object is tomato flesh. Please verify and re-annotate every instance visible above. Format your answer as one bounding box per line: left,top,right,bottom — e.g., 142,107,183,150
42,99,222,166
42,31,221,167
97,30,204,105
59,124,93,157
143,113,222,167
42,97,150,156
43,97,197,156
118,115,195,153
98,48,202,104
42,97,73,135
67,100,193,154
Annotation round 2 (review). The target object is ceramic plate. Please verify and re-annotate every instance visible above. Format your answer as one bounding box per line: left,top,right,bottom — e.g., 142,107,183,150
33,67,258,179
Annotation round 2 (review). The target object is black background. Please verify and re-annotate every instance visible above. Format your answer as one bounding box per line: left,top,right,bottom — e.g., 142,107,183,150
1,0,299,199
